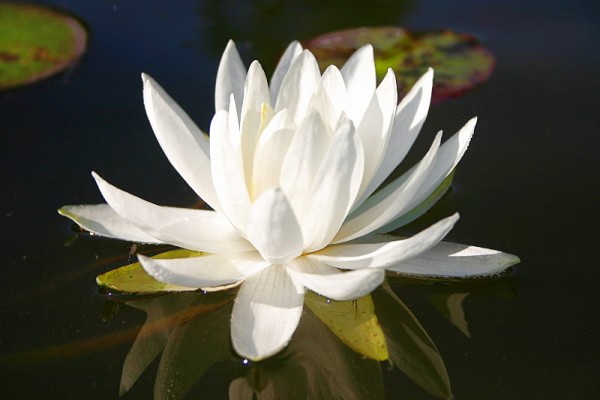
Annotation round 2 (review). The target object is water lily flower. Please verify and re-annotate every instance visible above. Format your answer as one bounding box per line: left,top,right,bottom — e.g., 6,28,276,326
59,40,519,361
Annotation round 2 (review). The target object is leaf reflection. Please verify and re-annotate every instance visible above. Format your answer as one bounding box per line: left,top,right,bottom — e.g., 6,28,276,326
117,282,463,399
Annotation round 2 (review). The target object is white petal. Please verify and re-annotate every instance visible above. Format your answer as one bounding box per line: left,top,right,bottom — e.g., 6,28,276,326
287,257,384,301
301,120,364,252
210,109,251,230
245,188,303,265
240,61,270,187
308,65,347,131
270,41,303,105
275,50,321,126
228,93,242,146
251,124,294,198
312,213,459,270
340,44,376,124
58,204,162,243
363,69,434,200
241,61,270,128
215,40,247,114
142,74,221,212
387,241,520,278
335,131,442,243
280,110,332,215
354,69,398,204
139,252,269,288
92,172,252,253
409,117,476,207
231,266,305,360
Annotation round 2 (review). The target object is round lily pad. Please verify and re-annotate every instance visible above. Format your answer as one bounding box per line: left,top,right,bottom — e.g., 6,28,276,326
303,27,495,103
0,2,87,90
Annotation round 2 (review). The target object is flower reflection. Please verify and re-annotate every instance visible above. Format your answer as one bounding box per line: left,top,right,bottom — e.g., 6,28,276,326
117,283,465,399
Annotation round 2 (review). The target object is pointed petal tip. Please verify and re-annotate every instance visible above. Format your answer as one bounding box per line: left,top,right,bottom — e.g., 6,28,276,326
225,39,236,49
505,252,521,267
141,73,154,89
361,43,374,53
411,67,433,93
385,67,395,78
91,171,106,187
57,205,78,219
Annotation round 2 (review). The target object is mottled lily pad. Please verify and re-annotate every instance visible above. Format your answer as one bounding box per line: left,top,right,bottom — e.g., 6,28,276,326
0,2,87,90
304,26,495,103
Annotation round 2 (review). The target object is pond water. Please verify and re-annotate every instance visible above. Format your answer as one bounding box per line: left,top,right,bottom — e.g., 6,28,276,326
1,0,598,399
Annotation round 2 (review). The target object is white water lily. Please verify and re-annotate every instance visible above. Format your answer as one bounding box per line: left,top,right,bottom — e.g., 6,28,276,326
59,40,519,361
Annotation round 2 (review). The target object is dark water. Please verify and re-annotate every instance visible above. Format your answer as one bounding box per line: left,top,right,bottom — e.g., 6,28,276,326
1,0,598,398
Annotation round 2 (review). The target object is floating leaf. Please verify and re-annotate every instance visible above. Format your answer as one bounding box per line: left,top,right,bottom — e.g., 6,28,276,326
96,249,202,293
0,3,87,90
304,27,495,103
304,291,388,361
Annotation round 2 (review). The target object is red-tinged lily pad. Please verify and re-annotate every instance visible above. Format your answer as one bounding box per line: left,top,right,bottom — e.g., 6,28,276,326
0,2,87,90
303,27,495,103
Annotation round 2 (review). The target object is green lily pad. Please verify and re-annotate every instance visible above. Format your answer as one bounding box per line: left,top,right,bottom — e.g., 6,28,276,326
303,27,495,103
0,3,87,90
96,249,202,293
305,291,389,361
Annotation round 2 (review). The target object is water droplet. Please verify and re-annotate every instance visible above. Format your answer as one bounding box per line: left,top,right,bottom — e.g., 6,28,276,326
326,299,331,304
242,359,249,365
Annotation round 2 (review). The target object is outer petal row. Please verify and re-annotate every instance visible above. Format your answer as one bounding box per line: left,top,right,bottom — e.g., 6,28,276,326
92,172,252,254
58,204,162,243
388,241,521,278
142,74,221,212
314,213,459,270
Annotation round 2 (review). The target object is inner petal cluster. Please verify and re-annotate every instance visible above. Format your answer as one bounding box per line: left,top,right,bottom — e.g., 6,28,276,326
211,42,396,258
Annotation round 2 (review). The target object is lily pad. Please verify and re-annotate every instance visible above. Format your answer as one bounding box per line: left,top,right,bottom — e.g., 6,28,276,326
303,27,495,103
0,3,87,90
96,249,201,293
305,291,389,361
